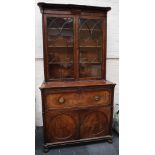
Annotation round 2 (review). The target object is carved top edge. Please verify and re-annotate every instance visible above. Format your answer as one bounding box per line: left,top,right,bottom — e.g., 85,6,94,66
38,2,111,13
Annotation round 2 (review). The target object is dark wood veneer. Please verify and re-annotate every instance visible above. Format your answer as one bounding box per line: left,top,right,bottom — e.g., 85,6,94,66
38,2,115,153
38,3,111,13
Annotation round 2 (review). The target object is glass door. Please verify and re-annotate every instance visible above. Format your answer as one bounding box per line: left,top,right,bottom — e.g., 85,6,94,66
78,18,103,79
47,16,74,80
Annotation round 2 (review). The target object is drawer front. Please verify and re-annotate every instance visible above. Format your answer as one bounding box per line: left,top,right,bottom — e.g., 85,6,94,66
46,92,79,109
79,106,112,139
45,89,112,110
79,90,111,106
45,110,79,143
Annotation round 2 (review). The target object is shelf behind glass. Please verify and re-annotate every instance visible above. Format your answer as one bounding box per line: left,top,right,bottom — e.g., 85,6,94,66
79,64,102,78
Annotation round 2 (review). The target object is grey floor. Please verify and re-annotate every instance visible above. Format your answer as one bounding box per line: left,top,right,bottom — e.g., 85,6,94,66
35,127,119,155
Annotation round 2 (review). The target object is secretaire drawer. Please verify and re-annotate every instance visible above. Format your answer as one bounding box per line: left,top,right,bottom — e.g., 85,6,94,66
45,89,112,110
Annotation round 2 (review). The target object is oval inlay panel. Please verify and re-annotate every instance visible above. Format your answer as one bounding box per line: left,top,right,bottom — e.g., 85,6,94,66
80,111,108,138
50,114,76,140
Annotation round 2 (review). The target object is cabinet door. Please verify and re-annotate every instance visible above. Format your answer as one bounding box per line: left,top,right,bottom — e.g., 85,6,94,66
46,16,74,81
45,110,79,143
78,17,103,79
79,106,111,139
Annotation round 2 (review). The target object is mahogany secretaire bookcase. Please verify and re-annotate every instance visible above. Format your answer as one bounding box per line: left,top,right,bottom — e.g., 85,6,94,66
38,2,116,152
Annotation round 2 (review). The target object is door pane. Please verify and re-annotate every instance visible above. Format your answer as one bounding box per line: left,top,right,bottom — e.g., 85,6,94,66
47,17,74,80
79,18,102,78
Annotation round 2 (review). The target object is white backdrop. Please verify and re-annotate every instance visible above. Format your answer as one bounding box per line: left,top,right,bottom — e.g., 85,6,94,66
35,0,119,126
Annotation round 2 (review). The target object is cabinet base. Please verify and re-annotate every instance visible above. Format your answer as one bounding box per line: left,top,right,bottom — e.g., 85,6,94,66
43,135,112,152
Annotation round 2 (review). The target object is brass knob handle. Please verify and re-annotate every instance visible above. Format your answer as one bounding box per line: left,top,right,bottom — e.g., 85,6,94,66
94,95,100,101
58,97,65,104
